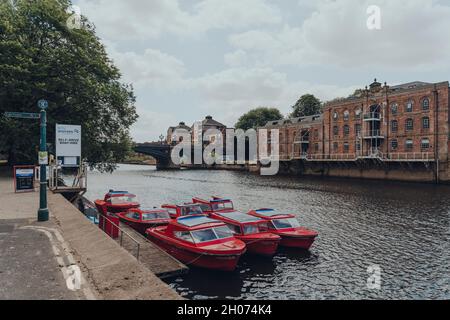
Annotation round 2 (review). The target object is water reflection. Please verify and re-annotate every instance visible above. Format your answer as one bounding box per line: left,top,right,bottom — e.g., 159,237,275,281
85,164,450,300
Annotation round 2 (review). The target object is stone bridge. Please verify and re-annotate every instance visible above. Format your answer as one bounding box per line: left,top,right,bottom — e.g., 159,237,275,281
134,143,177,169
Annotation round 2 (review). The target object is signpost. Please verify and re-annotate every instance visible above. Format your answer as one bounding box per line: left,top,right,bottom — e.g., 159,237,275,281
37,100,49,222
4,112,41,119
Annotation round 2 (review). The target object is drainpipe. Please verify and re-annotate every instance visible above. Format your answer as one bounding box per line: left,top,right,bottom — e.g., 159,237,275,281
433,84,439,183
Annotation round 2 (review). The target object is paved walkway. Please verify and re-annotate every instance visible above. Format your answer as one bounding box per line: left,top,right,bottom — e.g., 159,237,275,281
0,175,181,300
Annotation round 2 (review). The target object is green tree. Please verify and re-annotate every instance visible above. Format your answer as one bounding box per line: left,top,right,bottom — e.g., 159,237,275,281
235,107,283,131
290,94,322,118
0,0,138,172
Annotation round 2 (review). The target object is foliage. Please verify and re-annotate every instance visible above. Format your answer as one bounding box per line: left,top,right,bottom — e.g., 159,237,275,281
290,94,322,118
235,107,283,131
0,0,138,172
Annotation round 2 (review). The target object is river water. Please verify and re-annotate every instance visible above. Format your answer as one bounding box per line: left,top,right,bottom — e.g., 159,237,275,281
85,164,450,300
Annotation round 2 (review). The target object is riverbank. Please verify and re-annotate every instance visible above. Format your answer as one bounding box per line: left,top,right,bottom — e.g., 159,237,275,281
0,174,181,300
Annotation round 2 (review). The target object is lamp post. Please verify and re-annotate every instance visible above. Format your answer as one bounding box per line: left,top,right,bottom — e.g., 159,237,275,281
37,100,49,222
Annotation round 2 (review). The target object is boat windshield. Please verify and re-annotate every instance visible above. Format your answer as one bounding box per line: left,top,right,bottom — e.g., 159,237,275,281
110,195,137,204
181,205,203,216
142,211,170,221
271,218,300,230
190,226,233,244
211,202,234,211
243,224,261,235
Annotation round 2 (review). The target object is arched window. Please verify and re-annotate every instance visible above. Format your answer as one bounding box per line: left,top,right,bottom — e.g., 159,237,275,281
391,120,398,133
405,118,414,131
343,110,350,121
422,117,430,129
391,140,398,150
422,98,430,110
421,138,430,150
333,111,339,121
406,100,414,113
355,108,362,119
391,103,398,115
333,126,339,136
405,139,414,150
355,124,361,136
343,125,350,136
343,142,350,153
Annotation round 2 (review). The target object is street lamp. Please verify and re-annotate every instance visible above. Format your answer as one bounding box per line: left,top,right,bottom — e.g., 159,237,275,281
159,134,165,144
37,99,49,222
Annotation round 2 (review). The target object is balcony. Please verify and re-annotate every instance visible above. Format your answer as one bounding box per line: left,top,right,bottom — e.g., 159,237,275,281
363,112,381,121
363,130,385,139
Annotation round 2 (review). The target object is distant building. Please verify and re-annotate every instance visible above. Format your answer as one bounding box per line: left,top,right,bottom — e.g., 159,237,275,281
167,122,191,145
258,79,450,183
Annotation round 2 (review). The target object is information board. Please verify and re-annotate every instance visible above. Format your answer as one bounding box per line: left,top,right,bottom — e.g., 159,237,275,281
56,124,81,167
14,166,36,193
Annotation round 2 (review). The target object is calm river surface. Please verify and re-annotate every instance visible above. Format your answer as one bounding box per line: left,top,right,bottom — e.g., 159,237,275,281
85,164,450,300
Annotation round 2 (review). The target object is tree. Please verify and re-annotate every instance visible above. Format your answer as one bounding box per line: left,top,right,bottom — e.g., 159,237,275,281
235,107,283,131
0,0,138,172
290,94,322,118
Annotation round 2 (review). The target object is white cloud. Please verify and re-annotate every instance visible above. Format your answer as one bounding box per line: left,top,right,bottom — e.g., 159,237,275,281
227,0,450,69
76,0,281,41
131,108,178,143
107,46,186,90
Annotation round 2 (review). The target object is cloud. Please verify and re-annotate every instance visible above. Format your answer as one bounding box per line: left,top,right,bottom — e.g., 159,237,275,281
106,45,186,90
227,0,450,69
76,0,281,41
192,67,358,126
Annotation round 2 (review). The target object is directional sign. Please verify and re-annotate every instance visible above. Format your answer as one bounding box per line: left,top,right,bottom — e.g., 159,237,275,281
38,99,48,110
4,112,40,119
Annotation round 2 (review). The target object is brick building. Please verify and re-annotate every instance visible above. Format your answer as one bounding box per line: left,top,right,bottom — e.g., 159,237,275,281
258,80,450,183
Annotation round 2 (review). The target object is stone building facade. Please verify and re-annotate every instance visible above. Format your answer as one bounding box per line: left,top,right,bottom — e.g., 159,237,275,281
259,80,450,183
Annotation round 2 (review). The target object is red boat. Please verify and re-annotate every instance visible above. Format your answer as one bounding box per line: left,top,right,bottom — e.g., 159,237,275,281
94,190,140,215
118,208,171,235
192,196,234,213
247,209,318,250
162,203,205,219
146,215,246,271
209,211,281,256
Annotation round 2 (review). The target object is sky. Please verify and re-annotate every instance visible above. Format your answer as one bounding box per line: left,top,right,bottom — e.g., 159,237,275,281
72,0,450,143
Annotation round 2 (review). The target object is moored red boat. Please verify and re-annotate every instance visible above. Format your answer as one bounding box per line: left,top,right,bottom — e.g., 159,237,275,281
146,215,246,271
192,196,234,213
247,209,318,250
118,208,171,235
162,203,205,219
209,210,281,257
94,190,140,215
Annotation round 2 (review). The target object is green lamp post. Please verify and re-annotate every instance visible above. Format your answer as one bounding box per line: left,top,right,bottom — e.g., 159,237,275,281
37,99,49,222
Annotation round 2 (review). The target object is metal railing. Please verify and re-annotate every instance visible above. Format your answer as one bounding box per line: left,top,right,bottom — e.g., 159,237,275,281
363,130,384,138
385,152,435,161
363,112,381,120
306,154,357,161
100,215,141,261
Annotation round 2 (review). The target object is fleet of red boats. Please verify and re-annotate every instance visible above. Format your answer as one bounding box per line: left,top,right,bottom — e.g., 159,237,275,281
95,191,318,272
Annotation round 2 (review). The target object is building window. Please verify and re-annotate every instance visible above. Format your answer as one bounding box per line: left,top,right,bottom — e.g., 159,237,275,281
343,110,350,121
333,142,338,152
422,98,430,110
406,100,414,113
356,141,361,151
333,111,339,121
422,117,430,129
315,129,319,138
343,125,350,136
355,124,361,136
421,138,430,150
391,120,398,133
391,140,398,151
405,139,414,151
344,142,350,153
333,126,339,136
391,103,398,115
406,118,414,131
315,143,319,152
355,108,362,119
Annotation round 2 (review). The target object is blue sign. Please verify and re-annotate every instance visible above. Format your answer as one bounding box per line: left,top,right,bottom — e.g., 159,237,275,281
4,112,40,119
38,99,48,110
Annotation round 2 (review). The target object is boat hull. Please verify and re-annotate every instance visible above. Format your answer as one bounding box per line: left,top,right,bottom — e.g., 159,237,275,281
147,230,244,271
237,236,280,257
278,234,317,250
119,218,169,235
